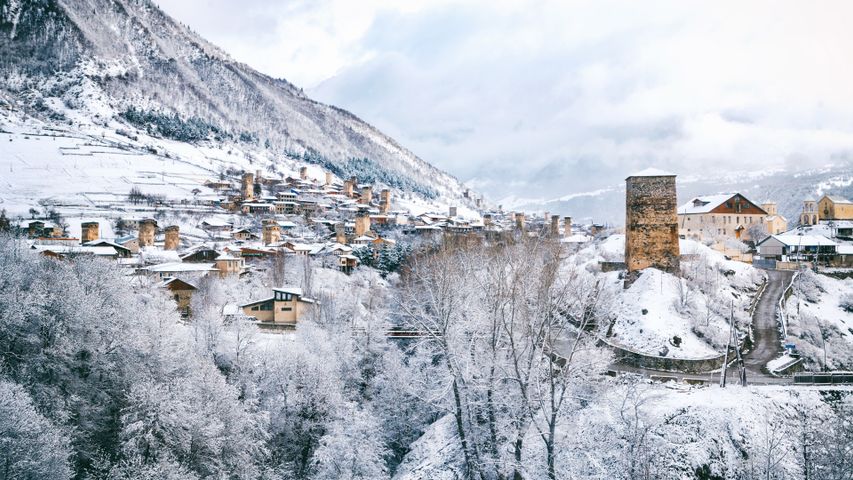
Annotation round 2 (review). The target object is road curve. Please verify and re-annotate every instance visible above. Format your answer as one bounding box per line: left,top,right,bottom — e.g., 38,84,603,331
743,269,794,375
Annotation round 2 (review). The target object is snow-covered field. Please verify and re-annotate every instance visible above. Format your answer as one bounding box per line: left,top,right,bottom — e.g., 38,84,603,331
784,272,853,369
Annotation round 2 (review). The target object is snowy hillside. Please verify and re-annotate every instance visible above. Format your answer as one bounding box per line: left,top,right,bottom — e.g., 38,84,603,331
394,381,852,480
0,0,472,212
574,235,765,359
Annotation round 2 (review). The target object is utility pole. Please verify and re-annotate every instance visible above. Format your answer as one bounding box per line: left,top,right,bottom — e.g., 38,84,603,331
720,300,734,388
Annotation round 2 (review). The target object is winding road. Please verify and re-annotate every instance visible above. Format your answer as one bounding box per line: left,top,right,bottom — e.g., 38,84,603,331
743,269,794,376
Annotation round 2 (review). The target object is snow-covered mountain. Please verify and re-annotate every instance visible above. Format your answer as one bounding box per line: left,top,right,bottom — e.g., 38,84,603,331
503,163,853,226
0,0,471,213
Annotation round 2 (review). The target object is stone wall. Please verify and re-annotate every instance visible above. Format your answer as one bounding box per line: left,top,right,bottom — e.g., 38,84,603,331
625,174,680,274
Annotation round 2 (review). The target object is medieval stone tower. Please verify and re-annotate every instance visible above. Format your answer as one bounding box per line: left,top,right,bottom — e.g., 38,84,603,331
81,221,99,243
354,213,371,237
344,178,355,198
335,223,347,244
550,215,560,237
624,171,680,274
380,189,391,214
515,212,526,231
262,219,281,245
299,166,308,180
563,216,572,237
449,206,458,218
325,172,333,186
164,225,180,250
138,219,157,248
241,172,255,201
360,186,373,205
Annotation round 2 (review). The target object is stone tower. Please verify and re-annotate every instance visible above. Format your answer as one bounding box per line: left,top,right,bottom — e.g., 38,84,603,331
354,213,371,237
325,172,333,186
164,225,180,250
761,202,778,216
449,206,458,218
360,186,373,205
81,221,99,244
380,189,391,214
335,223,347,244
563,216,572,237
550,215,560,237
344,178,355,197
138,219,157,248
624,171,680,274
241,172,255,201
262,219,281,245
299,166,308,180
515,212,525,231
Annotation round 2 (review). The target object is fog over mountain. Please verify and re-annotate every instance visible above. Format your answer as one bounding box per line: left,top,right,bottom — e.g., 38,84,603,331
158,0,853,214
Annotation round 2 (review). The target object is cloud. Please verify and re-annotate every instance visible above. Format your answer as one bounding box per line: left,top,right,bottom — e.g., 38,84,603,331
158,0,853,201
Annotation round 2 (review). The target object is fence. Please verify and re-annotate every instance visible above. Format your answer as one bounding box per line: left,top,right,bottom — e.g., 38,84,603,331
793,372,853,385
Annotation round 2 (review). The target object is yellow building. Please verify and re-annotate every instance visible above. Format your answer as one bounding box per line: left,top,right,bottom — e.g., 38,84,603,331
818,195,853,221
160,277,196,318
240,287,315,326
760,202,788,235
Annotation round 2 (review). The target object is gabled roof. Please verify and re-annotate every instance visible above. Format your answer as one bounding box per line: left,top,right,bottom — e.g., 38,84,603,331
758,234,836,247
678,194,736,214
822,194,852,204
159,277,198,290
273,286,303,296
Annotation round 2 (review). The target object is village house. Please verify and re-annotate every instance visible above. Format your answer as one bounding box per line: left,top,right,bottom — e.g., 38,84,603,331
239,286,316,326
159,277,197,318
232,228,258,241
83,239,133,257
677,193,769,241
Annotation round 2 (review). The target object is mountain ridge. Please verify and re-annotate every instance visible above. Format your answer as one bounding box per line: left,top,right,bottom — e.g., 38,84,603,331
0,0,469,206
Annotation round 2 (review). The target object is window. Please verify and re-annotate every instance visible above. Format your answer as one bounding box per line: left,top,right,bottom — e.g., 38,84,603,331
280,307,292,311
259,303,273,311
251,306,259,311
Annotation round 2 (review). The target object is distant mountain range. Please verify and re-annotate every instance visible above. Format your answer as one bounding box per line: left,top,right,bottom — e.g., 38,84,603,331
0,0,470,207
500,163,853,226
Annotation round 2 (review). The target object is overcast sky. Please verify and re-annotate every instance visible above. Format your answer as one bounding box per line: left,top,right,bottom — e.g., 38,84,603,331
158,0,853,203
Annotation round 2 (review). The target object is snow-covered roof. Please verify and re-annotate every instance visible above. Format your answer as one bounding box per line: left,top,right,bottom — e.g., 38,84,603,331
763,234,836,247
822,194,852,204
677,194,735,215
273,286,303,296
144,262,217,273
627,167,676,178
32,245,118,256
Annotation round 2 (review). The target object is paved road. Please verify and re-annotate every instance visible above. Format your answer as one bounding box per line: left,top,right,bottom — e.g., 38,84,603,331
743,269,794,376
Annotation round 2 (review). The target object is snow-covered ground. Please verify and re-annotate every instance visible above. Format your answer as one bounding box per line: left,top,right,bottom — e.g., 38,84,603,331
394,380,852,480
573,235,764,359
784,272,853,370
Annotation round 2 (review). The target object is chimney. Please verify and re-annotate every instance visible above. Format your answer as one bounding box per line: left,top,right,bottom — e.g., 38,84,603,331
325,171,333,186
81,221,99,244
551,215,560,237
380,189,391,214
516,213,525,231
262,219,281,245
563,216,572,237
360,186,373,204
164,225,180,250
335,223,347,244
354,213,371,236
138,219,157,248
299,166,308,180
241,172,255,201
449,206,458,218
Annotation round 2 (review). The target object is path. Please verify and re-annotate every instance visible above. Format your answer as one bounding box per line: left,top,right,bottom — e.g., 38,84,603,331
743,269,794,376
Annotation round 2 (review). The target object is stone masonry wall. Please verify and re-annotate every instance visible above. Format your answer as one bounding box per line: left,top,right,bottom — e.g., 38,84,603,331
625,175,680,274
